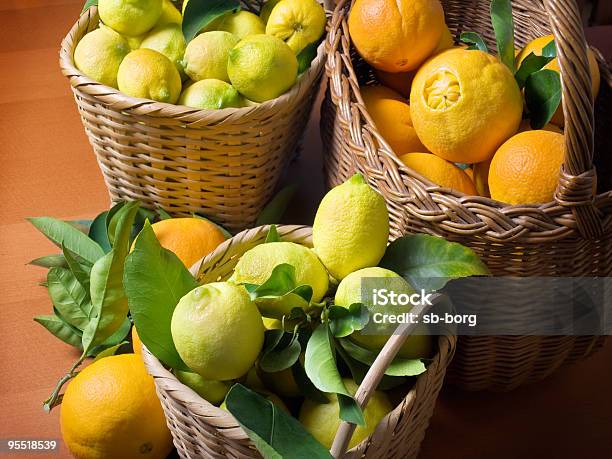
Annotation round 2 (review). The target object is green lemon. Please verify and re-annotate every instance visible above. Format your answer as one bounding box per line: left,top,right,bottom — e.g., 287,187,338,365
266,0,326,54
171,282,264,381
204,10,265,39
259,0,282,24
229,241,329,318
182,31,240,82
140,23,186,78
335,267,433,359
157,0,182,27
98,0,162,36
117,48,181,103
312,173,389,280
74,27,130,88
299,379,392,449
175,370,230,405
227,34,298,103
178,79,245,109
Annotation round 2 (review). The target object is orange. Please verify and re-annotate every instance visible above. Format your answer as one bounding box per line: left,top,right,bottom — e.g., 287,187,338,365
150,217,226,269
60,354,173,459
132,326,142,355
373,24,453,98
410,48,523,163
399,152,477,195
360,85,426,154
489,130,565,205
516,35,600,127
348,0,445,72
472,158,491,197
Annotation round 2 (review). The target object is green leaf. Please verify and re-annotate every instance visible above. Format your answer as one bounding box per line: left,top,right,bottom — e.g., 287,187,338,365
182,0,240,43
491,0,515,72
28,217,104,265
256,185,297,226
92,341,128,362
291,360,328,402
338,339,427,377
88,318,132,357
88,210,112,253
305,324,365,426
265,225,281,243
542,39,557,58
124,221,195,370
62,245,92,292
68,220,93,234
192,213,232,239
29,254,67,268
47,267,90,330
459,32,488,52
34,315,82,348
226,384,333,459
297,42,321,74
514,52,555,89
157,208,172,220
82,0,98,13
259,331,301,372
525,69,562,129
82,202,140,353
379,234,489,292
328,303,369,338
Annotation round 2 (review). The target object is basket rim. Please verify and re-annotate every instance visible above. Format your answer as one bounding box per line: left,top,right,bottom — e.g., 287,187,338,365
143,223,457,456
323,0,612,243
59,5,327,123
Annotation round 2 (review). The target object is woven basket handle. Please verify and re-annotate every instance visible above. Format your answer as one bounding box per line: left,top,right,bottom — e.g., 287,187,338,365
541,0,602,238
329,293,442,457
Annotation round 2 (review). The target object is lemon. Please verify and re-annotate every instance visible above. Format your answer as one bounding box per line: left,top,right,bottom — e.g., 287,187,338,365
98,0,163,36
335,267,433,359
258,365,301,397
260,0,282,23
228,34,298,102
183,31,240,82
74,27,130,88
312,173,389,280
175,370,230,405
263,317,282,330
179,79,245,109
299,378,392,449
125,34,145,50
205,10,266,39
117,48,182,103
171,282,264,380
140,23,187,78
230,241,329,318
157,0,182,27
266,0,326,54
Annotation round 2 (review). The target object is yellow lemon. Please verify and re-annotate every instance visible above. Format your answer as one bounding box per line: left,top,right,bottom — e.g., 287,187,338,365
398,152,477,195
98,0,162,36
157,0,182,27
140,23,187,78
205,10,266,39
183,31,240,82
228,34,298,102
266,0,326,54
132,326,142,354
60,354,173,459
117,48,182,103
260,0,282,23
74,27,130,88
179,79,246,109
175,370,230,405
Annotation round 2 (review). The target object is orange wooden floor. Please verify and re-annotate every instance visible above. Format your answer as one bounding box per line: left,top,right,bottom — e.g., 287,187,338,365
1,1,611,458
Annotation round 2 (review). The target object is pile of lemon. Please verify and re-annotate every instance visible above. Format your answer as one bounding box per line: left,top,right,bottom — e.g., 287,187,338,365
74,0,325,108
348,0,601,205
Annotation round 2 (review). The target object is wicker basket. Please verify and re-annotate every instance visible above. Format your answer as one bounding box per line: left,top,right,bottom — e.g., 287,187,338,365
59,2,326,231
141,224,456,458
321,0,611,391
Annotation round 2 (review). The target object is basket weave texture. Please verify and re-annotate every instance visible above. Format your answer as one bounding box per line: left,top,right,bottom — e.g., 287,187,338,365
59,2,326,231
321,0,611,391
142,224,456,458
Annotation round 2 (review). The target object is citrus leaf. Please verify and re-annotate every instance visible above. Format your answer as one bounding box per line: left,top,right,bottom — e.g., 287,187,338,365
256,185,297,226
28,217,104,265
491,0,515,72
226,384,333,459
525,69,562,129
259,331,301,372
92,341,128,362
29,254,67,269
338,339,427,377
542,39,557,58
297,41,321,74
291,359,328,402
305,324,365,426
34,315,82,348
81,0,98,13
47,267,90,330
328,303,370,338
87,318,132,357
157,208,172,220
62,245,92,292
459,32,488,52
182,0,240,43
124,221,195,371
88,210,111,253
515,52,555,89
379,234,490,292
265,224,282,243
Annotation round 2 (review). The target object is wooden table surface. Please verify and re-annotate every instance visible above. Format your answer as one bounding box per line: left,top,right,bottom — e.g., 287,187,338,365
1,1,611,458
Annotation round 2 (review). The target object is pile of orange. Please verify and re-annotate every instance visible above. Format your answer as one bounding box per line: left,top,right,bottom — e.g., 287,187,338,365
348,0,601,205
